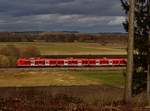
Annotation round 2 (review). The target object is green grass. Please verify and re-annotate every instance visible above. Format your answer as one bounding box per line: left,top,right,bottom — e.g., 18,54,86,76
0,69,124,87
69,70,124,88
0,42,127,55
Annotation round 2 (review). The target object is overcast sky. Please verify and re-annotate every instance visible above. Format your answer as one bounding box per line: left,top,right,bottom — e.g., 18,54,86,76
0,0,126,33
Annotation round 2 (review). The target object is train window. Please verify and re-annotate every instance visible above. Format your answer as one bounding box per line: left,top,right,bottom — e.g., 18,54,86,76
100,60,108,64
72,61,77,64
50,61,56,64
123,60,127,64
68,61,71,64
57,61,64,64
35,61,45,64
116,60,118,64
120,61,123,64
82,60,88,64
40,61,44,64
89,61,95,64
35,61,37,64
113,61,118,64
25,60,30,64
19,60,23,64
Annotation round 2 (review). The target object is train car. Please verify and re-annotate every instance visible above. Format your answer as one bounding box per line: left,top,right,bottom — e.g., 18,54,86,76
16,57,127,67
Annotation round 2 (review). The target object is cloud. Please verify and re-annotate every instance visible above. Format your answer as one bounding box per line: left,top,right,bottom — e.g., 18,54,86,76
0,0,125,32
0,14,125,26
0,14,125,32
108,16,125,25
0,0,124,16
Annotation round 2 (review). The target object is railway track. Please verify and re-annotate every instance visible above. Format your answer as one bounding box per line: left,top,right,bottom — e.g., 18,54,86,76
0,67,126,72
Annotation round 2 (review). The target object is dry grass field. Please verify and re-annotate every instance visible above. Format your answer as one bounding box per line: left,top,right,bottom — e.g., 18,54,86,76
0,42,127,55
0,69,124,87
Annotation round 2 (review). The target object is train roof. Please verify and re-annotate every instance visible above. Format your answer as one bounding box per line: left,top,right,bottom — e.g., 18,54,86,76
18,57,126,61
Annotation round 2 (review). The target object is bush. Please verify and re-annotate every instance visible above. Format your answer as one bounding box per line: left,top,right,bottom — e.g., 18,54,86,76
0,45,40,67
0,55,10,68
7,56,18,67
0,45,20,67
0,45,20,57
21,46,41,57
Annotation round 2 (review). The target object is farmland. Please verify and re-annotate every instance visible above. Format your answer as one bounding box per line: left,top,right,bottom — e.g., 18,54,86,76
0,42,127,55
0,41,126,88
1,36,146,110
0,69,124,88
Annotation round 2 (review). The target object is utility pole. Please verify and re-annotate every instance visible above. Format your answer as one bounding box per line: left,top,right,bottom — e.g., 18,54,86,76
125,0,135,103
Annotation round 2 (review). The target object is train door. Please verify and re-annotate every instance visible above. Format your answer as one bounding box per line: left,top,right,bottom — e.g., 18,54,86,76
45,60,49,66
96,60,100,66
109,60,113,66
64,60,68,66
31,60,35,66
78,60,82,66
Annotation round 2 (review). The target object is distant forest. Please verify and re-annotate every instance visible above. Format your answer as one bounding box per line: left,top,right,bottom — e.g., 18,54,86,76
0,32,127,44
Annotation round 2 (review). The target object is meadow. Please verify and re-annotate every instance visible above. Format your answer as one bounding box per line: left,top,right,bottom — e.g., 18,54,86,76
0,42,127,55
0,69,124,88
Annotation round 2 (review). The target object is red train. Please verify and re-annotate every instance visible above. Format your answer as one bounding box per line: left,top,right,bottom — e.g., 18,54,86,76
16,57,127,67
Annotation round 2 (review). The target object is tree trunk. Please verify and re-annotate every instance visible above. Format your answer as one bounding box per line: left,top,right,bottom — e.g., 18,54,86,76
125,0,135,103
147,1,150,106
147,31,150,106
